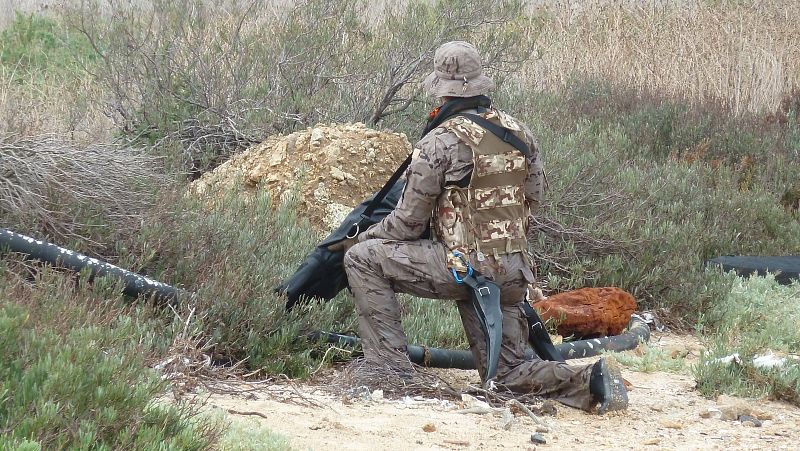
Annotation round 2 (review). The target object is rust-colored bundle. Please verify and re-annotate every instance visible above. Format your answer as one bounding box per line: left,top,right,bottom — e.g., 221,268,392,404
532,287,636,338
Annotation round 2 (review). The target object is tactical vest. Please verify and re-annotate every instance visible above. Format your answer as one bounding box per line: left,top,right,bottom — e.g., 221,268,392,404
432,111,529,258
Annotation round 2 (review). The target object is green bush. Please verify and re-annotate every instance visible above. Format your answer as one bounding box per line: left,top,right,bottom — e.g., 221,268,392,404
126,185,356,375
693,274,800,404
125,182,480,370
0,12,96,76
517,80,800,317
0,262,218,449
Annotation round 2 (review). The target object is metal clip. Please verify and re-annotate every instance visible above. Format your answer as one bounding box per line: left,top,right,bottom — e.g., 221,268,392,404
345,222,361,239
450,250,473,284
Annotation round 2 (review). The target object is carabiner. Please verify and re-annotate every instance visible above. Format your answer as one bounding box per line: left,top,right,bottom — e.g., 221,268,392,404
450,251,473,284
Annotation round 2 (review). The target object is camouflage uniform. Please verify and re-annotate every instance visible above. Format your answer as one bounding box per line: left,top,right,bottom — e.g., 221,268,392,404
342,41,597,411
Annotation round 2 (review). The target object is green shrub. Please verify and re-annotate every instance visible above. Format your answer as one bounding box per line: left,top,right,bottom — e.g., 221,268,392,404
126,182,479,370
693,274,800,404
518,80,800,318
126,185,357,375
0,262,218,449
0,12,96,76
603,344,686,374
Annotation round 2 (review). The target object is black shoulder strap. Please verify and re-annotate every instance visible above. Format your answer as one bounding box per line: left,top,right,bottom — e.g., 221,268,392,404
349,111,529,237
347,153,414,236
457,113,530,157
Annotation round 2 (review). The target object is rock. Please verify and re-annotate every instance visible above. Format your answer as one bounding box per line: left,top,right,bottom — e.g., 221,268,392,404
461,394,491,410
643,438,660,445
539,400,558,416
423,423,436,432
750,407,774,421
370,389,384,401
738,415,762,427
310,128,325,145
186,122,412,233
700,407,722,419
500,408,514,430
531,433,546,444
330,166,347,181
532,287,637,337
659,419,683,429
535,425,549,433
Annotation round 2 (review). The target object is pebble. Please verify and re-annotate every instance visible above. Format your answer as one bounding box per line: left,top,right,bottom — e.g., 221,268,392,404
659,419,683,429
738,415,762,427
422,423,436,432
500,409,514,430
700,408,722,419
535,426,549,433
310,128,325,145
531,433,546,444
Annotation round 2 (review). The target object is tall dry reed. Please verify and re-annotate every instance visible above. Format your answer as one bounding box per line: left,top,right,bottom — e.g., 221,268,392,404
527,0,800,115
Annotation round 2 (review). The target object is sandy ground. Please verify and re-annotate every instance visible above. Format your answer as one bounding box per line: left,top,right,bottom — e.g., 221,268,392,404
204,333,800,451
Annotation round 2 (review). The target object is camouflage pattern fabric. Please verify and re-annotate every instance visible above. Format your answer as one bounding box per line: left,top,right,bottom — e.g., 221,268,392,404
344,238,595,411
475,151,527,176
345,108,595,410
477,218,526,242
473,185,523,210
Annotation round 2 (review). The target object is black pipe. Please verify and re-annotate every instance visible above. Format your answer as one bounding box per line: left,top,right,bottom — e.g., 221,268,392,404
311,315,650,367
0,228,188,303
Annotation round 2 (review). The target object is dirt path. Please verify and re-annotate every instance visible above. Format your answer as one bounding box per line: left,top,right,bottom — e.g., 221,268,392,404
207,334,799,450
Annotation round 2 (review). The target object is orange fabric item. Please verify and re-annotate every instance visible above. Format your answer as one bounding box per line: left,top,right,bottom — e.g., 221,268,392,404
532,287,636,337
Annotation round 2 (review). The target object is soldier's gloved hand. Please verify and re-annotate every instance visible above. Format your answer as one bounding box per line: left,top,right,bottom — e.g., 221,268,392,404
327,237,358,253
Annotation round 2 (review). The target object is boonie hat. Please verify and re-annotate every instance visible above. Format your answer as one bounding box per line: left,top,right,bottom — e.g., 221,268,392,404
423,41,496,98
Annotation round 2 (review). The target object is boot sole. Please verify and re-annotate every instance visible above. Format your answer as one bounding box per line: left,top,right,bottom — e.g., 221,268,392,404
597,357,629,414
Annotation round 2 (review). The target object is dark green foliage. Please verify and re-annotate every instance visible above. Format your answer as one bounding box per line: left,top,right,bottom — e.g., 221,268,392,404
0,262,218,450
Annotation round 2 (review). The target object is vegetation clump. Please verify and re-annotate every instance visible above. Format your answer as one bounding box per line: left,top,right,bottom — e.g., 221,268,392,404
1,0,799,446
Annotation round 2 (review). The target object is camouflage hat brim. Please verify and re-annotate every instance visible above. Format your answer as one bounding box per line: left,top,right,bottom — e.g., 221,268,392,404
423,70,496,98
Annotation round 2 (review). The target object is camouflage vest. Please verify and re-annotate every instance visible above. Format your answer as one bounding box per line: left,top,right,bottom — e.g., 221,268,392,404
433,110,529,258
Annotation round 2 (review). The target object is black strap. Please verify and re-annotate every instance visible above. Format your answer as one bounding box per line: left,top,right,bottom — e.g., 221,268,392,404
354,153,412,230
521,302,565,362
349,97,493,236
457,113,530,157
349,101,527,237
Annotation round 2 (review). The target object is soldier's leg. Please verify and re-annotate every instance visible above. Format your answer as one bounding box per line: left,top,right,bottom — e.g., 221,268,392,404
343,239,467,370
457,291,596,411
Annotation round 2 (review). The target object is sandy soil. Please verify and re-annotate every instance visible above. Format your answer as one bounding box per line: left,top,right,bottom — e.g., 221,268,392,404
205,333,799,451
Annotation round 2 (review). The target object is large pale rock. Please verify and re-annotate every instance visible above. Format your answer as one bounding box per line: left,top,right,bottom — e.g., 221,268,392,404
188,122,411,234
532,287,636,337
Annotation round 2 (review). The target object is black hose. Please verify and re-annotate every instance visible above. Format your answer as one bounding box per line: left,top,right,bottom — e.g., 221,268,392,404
310,316,650,367
0,228,188,303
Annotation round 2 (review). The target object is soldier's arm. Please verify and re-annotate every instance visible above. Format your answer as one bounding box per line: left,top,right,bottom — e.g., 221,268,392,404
358,132,447,242
523,130,544,213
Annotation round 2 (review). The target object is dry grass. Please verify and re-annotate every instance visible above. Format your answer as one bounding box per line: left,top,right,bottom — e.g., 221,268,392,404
526,0,800,115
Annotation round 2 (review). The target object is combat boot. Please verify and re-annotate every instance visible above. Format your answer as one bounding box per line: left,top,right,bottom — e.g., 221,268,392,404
589,357,628,414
